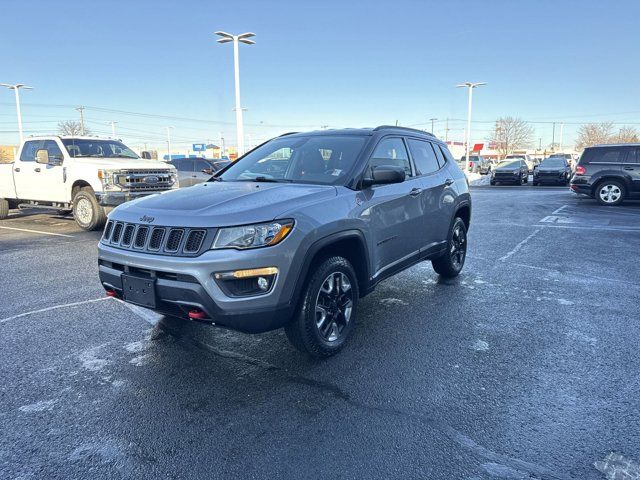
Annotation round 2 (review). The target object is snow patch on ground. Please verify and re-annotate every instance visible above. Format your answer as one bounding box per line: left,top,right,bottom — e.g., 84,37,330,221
471,340,490,352
78,345,110,372
19,399,57,413
465,172,492,186
380,298,409,306
129,354,152,367
124,339,151,354
594,452,640,480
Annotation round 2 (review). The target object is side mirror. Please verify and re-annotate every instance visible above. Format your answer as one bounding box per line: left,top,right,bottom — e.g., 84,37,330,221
36,149,49,164
202,168,213,175
362,165,406,187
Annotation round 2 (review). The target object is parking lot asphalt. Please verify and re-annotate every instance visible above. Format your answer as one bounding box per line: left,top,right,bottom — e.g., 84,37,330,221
1,188,639,480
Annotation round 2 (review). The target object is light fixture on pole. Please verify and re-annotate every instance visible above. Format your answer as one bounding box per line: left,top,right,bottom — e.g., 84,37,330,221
215,30,255,156
1,83,33,142
456,82,486,173
166,126,174,161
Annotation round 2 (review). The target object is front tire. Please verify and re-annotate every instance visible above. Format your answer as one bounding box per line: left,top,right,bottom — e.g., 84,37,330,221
0,198,8,220
432,217,468,278
285,256,359,358
595,180,625,206
73,187,107,231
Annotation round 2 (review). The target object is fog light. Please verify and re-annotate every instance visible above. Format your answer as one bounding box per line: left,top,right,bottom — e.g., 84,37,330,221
257,276,269,290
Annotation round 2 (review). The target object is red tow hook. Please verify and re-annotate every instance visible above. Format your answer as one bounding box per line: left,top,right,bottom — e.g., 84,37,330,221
105,289,118,298
188,309,209,320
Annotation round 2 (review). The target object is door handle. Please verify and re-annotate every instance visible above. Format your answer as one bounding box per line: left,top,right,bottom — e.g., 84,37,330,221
14,167,20,172
444,178,454,186
409,188,423,197
623,166,634,170
34,167,41,173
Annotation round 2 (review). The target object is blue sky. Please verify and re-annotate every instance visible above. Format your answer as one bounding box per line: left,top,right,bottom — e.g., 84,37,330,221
1,0,639,151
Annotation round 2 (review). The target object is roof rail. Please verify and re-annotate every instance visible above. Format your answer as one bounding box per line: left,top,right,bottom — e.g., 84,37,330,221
373,125,435,137
278,131,299,137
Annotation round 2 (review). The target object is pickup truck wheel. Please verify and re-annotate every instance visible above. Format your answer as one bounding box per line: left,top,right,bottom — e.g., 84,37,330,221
73,188,107,231
0,198,9,220
432,217,467,278
285,256,359,358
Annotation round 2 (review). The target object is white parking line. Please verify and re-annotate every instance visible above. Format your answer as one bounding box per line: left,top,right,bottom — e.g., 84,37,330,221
499,228,542,262
535,223,640,232
551,204,568,215
0,297,111,324
0,226,74,238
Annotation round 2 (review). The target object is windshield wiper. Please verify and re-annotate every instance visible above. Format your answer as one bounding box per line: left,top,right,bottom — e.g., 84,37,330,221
207,176,223,182
246,176,292,183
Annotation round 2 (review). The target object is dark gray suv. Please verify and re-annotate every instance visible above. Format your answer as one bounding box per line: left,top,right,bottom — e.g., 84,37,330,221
98,126,471,357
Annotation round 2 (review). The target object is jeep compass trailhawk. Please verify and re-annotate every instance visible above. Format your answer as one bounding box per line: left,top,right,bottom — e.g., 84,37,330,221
98,126,471,357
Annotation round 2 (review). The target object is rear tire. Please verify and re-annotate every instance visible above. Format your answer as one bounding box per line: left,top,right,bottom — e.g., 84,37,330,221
432,217,467,278
285,256,359,358
595,180,625,206
0,198,9,219
73,187,107,231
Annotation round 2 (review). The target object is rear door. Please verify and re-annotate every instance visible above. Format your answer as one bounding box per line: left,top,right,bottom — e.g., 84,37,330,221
406,138,451,248
13,140,65,202
623,147,640,193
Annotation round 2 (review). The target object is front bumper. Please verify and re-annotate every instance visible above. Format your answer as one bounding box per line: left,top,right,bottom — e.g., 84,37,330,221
492,173,521,183
97,241,298,333
96,190,173,207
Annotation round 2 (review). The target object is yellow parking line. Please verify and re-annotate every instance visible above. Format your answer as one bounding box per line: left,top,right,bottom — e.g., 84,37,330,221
0,226,74,238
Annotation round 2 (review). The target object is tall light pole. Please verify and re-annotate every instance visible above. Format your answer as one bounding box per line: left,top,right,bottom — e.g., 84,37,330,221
429,117,437,135
108,121,118,138
456,82,486,172
215,31,255,157
1,83,33,142
166,126,174,161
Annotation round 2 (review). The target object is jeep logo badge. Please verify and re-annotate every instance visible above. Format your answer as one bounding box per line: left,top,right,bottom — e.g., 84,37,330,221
139,215,155,223
143,176,160,184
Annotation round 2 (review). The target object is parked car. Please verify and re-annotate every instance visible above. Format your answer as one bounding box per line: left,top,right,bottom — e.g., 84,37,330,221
0,136,178,230
98,126,471,357
570,144,640,205
532,157,571,185
549,153,575,170
490,159,529,185
169,157,229,187
505,154,535,173
461,155,492,174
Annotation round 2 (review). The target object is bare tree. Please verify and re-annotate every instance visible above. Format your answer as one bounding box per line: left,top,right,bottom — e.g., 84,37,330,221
489,117,534,158
58,120,91,136
612,126,639,144
575,122,614,150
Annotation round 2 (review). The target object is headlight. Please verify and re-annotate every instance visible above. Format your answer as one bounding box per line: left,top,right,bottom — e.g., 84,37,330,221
212,220,294,250
97,169,118,189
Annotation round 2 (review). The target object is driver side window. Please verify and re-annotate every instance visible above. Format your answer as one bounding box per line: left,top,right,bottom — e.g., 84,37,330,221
368,138,412,178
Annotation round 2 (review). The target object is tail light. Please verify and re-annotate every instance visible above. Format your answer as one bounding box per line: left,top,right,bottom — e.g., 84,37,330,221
575,165,586,175
469,161,474,169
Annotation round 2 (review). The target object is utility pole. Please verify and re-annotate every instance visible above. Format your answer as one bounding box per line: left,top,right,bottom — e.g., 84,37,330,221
166,126,174,161
0,83,33,143
429,117,437,134
551,122,556,152
445,118,450,142
219,131,225,159
76,106,86,135
559,123,564,152
108,121,117,138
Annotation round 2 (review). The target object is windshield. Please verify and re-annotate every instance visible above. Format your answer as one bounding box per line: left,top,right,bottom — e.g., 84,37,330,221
61,139,139,159
219,135,367,185
506,155,524,159
497,160,521,168
540,159,565,168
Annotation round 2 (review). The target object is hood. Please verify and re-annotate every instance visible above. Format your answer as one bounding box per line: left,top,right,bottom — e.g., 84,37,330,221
111,181,338,227
71,157,174,170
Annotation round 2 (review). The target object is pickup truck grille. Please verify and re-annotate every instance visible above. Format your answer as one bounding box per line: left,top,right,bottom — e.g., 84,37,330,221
114,169,175,192
101,220,212,257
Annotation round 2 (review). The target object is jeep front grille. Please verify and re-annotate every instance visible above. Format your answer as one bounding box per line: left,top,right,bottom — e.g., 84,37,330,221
101,222,212,257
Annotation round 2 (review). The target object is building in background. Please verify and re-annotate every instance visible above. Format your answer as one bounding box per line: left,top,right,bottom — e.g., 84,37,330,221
0,145,17,163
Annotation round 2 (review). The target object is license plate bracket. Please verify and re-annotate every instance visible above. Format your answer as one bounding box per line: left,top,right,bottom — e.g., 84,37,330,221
121,274,156,308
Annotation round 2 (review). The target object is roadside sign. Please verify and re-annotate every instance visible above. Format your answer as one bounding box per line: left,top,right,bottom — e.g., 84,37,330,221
192,143,206,152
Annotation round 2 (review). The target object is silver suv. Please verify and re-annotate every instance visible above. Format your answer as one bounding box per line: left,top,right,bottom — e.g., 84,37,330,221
98,126,471,357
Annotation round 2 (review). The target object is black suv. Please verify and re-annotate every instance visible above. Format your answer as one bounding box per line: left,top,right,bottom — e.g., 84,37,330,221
533,157,571,186
570,144,640,205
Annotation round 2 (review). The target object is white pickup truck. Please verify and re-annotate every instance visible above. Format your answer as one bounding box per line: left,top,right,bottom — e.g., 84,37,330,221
0,136,178,230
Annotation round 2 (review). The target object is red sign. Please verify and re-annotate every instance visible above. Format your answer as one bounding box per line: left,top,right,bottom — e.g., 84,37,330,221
472,143,484,152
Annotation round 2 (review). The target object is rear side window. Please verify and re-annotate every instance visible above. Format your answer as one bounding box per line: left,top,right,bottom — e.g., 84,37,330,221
582,148,623,164
433,144,445,167
369,138,412,178
437,144,454,165
407,139,440,175
625,148,639,164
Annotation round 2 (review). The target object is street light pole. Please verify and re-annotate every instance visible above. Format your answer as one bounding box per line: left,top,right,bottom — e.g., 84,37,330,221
456,82,486,173
109,121,117,138
1,83,33,143
215,31,255,157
